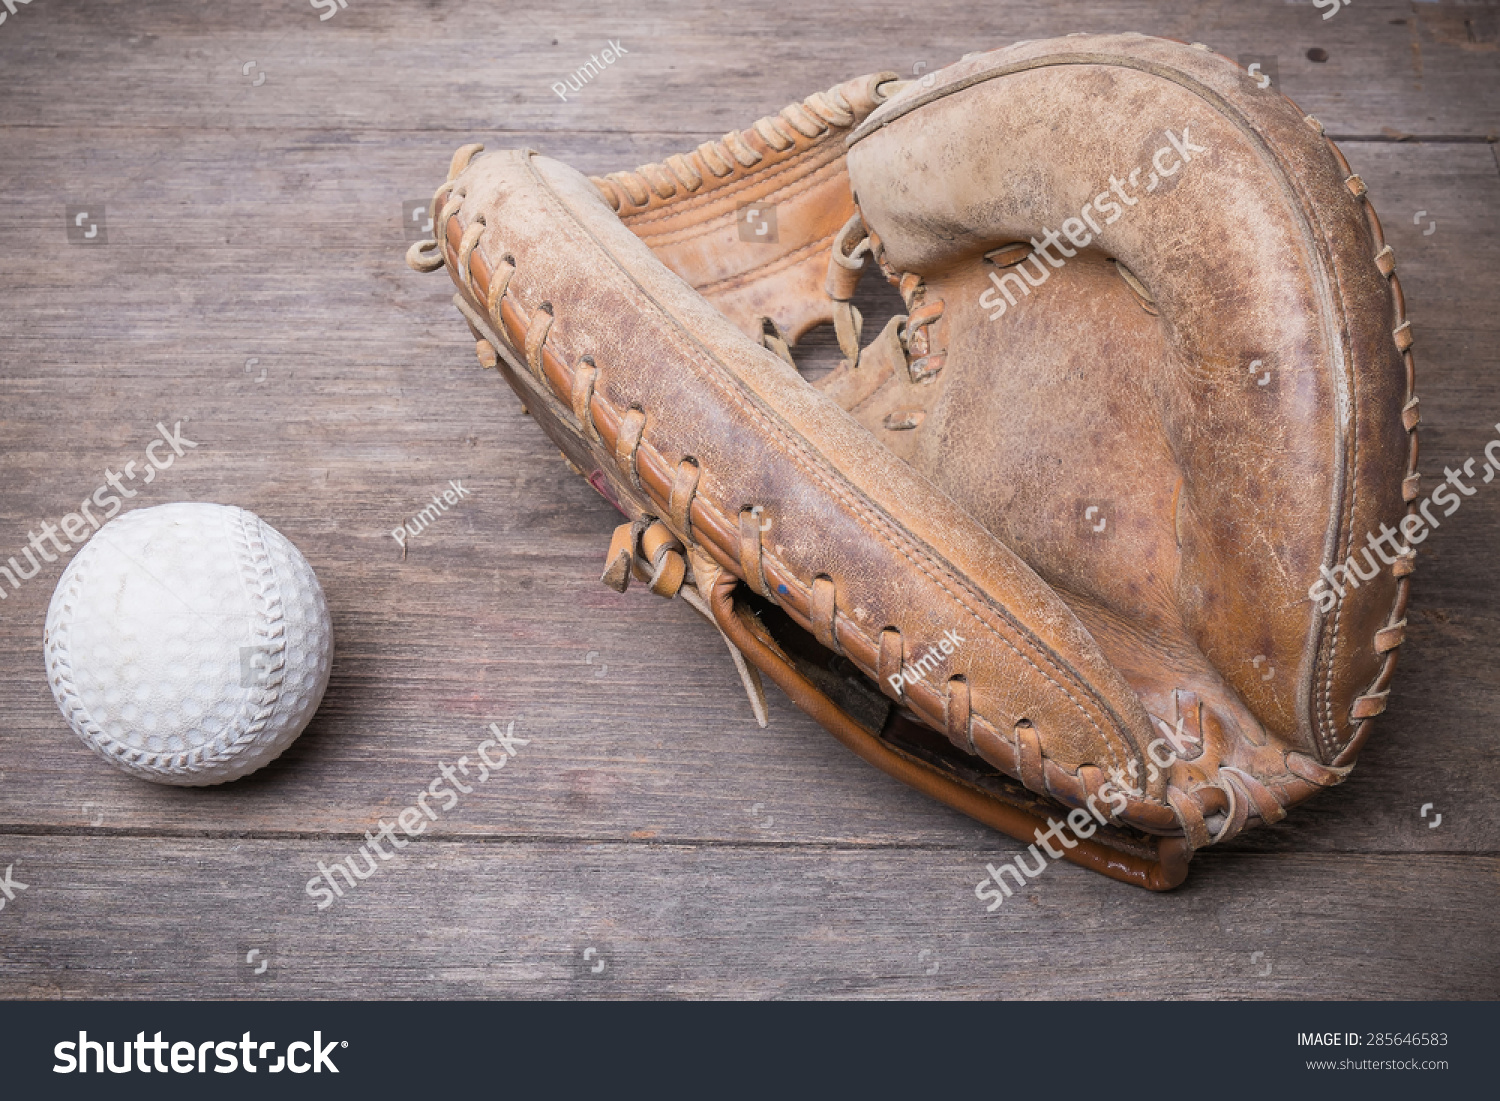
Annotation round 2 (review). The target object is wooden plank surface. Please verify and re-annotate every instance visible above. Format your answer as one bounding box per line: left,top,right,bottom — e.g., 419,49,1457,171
0,0,1496,137
0,838,1494,1000
0,0,1497,999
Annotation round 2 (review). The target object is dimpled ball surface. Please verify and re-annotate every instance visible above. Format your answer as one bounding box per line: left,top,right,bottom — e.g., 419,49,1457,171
43,502,334,786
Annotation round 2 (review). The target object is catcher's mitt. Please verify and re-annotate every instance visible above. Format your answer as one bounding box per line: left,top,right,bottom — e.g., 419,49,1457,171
407,34,1416,890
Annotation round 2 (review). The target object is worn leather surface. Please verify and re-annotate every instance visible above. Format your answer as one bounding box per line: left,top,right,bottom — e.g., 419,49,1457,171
837,36,1413,844
590,72,893,347
408,34,1415,886
438,146,1157,780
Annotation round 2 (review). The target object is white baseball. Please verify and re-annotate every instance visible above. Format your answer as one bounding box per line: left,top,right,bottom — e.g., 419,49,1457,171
44,502,334,786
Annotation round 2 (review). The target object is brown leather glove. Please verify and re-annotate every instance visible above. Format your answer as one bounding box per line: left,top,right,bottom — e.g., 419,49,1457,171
407,34,1417,890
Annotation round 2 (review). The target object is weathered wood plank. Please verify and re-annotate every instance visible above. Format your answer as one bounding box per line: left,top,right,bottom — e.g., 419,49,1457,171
0,0,1495,138
0,837,1493,999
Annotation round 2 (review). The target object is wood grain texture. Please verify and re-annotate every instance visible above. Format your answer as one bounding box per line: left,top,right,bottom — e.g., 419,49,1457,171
0,0,1497,1000
0,0,1496,136
0,837,1494,1000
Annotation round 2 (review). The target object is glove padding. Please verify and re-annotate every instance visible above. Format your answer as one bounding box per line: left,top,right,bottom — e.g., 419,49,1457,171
407,34,1417,889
